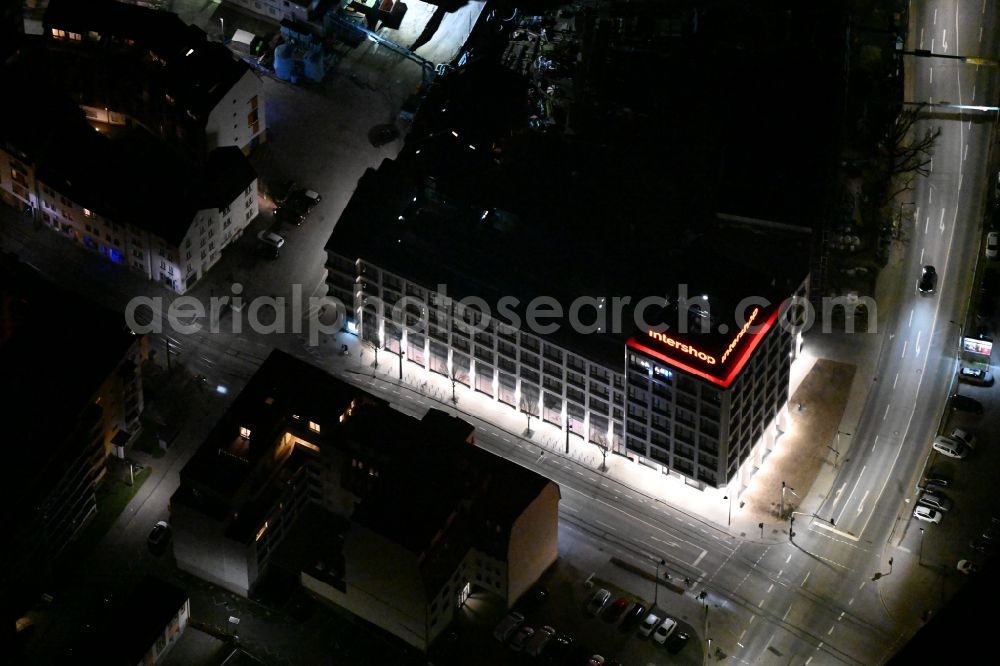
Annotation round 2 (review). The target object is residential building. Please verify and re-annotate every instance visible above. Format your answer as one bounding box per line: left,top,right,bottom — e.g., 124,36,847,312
0,55,259,293
0,252,148,631
226,0,318,25
324,144,809,492
42,0,266,157
171,350,559,650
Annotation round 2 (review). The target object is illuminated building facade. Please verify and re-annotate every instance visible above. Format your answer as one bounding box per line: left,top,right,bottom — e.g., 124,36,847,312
171,350,559,650
325,156,810,491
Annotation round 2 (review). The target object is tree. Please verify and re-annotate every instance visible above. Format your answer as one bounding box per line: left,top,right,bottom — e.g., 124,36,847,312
520,392,538,437
593,432,610,471
879,103,941,203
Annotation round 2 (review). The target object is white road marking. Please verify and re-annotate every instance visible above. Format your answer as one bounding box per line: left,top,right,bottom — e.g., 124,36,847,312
884,403,891,420
801,571,810,587
595,519,617,532
783,604,792,620
831,481,846,507
838,611,845,620
901,341,908,359
979,26,983,43
785,553,792,564
859,581,866,590
812,520,860,542
857,490,870,514
758,599,764,608
908,309,914,327
836,465,867,524
693,550,708,567
806,658,813,665
919,26,924,48
871,435,879,453
939,207,946,232
920,246,925,263
828,625,835,635
897,545,911,553
562,503,578,513
964,144,969,161
916,329,923,356
932,8,937,24
849,597,855,606
941,29,947,51
767,583,774,594
893,373,899,389
929,67,933,85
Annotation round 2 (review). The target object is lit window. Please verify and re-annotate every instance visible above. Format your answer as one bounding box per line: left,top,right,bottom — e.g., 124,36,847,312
255,521,268,541
239,426,251,439
51,28,66,39
309,421,320,433
264,397,274,405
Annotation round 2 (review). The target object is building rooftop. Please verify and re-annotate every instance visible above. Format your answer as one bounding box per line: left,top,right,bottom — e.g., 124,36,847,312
112,576,189,666
327,143,810,369
42,0,250,119
0,51,257,245
0,253,138,510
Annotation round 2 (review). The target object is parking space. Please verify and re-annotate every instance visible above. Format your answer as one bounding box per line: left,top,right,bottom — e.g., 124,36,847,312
432,559,701,666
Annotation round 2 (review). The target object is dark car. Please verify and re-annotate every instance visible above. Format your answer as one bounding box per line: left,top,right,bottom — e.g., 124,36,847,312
621,602,646,628
544,634,573,663
284,188,321,215
147,520,171,551
604,597,629,622
950,394,984,414
274,207,305,226
666,630,690,654
917,265,937,294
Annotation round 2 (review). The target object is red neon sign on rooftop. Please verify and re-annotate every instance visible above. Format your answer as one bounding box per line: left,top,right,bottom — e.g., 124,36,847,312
627,306,780,389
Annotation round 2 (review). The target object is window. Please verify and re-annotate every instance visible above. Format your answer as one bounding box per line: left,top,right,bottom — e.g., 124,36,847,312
68,32,82,41
51,28,65,39
221,205,231,215
309,421,320,433
223,217,232,228
186,251,192,260
239,426,251,439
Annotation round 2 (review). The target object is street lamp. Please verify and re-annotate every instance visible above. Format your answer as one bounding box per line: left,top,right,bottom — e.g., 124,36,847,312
653,558,666,607
565,416,572,454
220,18,225,42
398,349,405,381
919,528,925,566
722,494,732,526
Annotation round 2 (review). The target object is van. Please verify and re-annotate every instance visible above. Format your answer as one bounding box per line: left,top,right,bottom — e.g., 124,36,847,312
932,436,967,459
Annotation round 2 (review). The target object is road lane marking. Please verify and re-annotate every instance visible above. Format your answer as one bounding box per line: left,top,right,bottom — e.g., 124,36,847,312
785,554,792,564
939,208,946,232
859,581,866,590
928,66,933,85
916,329,923,356
693,550,708,567
783,604,792,621
908,309,913,327
801,571,810,587
919,26,924,48
920,246,925,263
941,29,947,51
838,611,845,620
758,599,764,608
933,8,937,24
856,490,870,514
595,519,617,532
812,520,860,541
901,341,907,359
872,435,879,452
836,464,866,524
562,504,578,513
884,404,891,420
806,657,813,665
827,625,835,635
964,144,969,161
848,597,854,606
893,372,899,389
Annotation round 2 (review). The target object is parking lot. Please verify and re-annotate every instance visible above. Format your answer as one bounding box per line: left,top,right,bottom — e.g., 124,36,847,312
432,558,702,666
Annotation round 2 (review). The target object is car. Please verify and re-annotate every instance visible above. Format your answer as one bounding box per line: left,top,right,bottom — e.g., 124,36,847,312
257,230,285,251
923,472,951,488
604,597,629,622
950,394,984,414
917,265,937,294
147,520,171,549
588,656,605,666
666,629,691,654
959,367,994,386
544,634,573,663
509,625,535,652
913,505,942,524
493,611,525,642
639,612,663,637
921,482,949,496
919,491,953,512
274,207,305,226
950,428,977,449
524,625,555,657
987,231,999,259
586,589,611,616
932,435,968,459
652,617,677,645
958,559,979,574
516,585,548,612
284,188,321,214
621,601,647,628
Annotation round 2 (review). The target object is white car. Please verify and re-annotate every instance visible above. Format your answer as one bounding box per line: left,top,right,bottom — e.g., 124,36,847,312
987,231,999,259
639,612,663,637
957,559,979,574
652,617,678,645
958,367,993,386
257,230,285,250
932,436,968,459
913,505,942,524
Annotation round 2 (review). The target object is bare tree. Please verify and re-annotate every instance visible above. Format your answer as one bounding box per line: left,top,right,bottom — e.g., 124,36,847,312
520,392,538,437
593,432,610,471
879,104,941,203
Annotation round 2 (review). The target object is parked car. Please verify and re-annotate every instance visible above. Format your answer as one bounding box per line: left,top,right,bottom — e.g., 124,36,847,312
586,589,611,616
639,612,663,638
957,559,979,574
524,625,555,657
950,428,977,449
274,206,305,226
932,435,968,459
587,656,605,666
509,625,535,652
257,230,285,251
959,367,994,386
621,602,647,628
284,187,321,214
913,505,942,524
919,491,952,512
604,597,629,622
666,629,691,654
988,231,999,259
917,265,937,294
493,611,525,642
544,634,573,663
923,471,951,488
147,520,171,550
950,394,984,414
652,617,678,645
